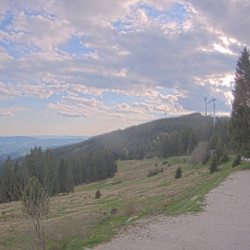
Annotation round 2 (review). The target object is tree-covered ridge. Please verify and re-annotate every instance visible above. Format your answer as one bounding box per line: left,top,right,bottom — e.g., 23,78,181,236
52,113,221,160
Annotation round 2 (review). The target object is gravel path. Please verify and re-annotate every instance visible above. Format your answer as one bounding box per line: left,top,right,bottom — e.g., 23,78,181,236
93,171,250,250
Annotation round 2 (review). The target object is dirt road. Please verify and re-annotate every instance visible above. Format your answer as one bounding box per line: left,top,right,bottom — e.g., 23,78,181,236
94,171,250,250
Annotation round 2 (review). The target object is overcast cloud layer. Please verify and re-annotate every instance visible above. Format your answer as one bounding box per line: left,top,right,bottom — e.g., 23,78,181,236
0,0,249,136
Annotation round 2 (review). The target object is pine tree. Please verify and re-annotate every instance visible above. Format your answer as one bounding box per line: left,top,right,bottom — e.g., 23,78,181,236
58,158,74,194
175,167,182,179
209,155,218,173
43,149,59,195
230,47,250,157
1,157,21,202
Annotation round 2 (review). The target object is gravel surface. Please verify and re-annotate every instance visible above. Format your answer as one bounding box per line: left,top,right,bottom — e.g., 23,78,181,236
93,171,250,250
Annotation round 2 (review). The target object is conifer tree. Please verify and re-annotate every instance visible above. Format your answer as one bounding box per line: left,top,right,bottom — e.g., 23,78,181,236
58,158,74,193
230,47,250,157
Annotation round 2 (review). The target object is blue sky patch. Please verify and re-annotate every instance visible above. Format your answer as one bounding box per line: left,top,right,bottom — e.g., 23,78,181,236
112,20,133,32
24,9,57,21
112,2,188,32
138,3,162,18
168,2,187,23
60,36,93,55
0,40,40,58
0,11,14,31
103,90,143,106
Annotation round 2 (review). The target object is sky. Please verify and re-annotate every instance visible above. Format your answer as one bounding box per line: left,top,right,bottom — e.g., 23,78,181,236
0,0,249,136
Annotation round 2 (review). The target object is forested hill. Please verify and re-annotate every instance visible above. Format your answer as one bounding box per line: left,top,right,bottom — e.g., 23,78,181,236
52,113,225,160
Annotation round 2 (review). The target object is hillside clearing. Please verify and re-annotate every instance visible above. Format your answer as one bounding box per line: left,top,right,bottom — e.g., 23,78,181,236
0,156,249,249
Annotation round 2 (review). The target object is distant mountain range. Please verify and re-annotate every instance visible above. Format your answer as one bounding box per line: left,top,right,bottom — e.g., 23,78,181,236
0,136,88,160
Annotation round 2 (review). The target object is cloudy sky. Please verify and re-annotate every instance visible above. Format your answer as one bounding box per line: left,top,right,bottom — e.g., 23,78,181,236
0,0,249,136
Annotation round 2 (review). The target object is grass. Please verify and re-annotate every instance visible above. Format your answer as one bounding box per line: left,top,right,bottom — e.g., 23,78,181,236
0,156,249,249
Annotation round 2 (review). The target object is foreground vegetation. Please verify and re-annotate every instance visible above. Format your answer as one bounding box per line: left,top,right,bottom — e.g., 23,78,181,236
0,156,249,249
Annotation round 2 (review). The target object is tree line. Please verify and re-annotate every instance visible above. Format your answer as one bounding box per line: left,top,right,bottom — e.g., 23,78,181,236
0,147,117,203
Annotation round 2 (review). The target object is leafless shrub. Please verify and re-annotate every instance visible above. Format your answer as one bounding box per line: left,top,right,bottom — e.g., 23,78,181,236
121,198,136,216
190,141,209,164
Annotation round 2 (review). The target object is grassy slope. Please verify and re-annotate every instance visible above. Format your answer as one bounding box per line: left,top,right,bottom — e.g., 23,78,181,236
0,157,249,249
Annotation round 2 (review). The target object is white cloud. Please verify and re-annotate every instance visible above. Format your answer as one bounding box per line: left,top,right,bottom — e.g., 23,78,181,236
0,106,26,116
187,0,250,46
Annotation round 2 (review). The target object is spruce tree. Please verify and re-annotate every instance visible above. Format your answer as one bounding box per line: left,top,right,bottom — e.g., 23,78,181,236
58,158,74,194
230,47,250,157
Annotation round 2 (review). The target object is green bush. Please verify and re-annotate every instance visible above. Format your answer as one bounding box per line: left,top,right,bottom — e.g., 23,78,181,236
218,150,229,165
175,167,182,179
95,190,101,199
232,154,241,167
209,156,218,173
162,160,168,165
147,168,164,178
111,208,118,215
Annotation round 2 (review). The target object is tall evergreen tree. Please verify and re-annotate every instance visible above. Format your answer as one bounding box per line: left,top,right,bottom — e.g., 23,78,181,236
230,47,250,157
58,158,74,193
43,149,59,195
1,157,21,202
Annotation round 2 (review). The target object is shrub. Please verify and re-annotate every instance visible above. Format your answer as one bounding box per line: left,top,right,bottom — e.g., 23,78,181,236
159,167,164,173
190,141,208,164
111,208,118,215
147,168,164,178
218,149,229,165
209,156,218,173
95,190,101,199
22,176,49,250
232,154,241,167
122,199,136,216
112,180,122,185
162,160,168,165
175,167,182,179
